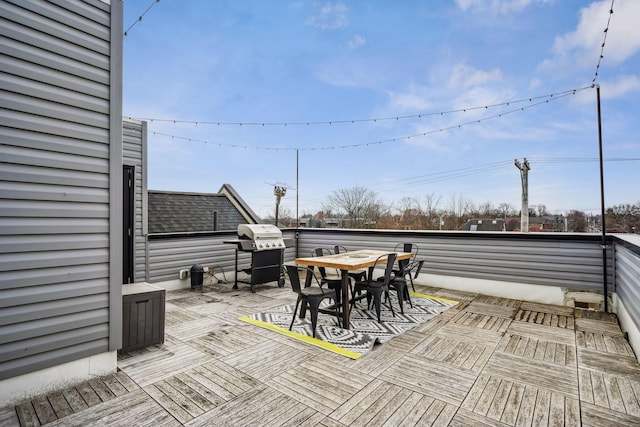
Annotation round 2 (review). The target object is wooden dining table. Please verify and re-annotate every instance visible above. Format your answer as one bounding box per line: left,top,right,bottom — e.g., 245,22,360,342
294,249,414,329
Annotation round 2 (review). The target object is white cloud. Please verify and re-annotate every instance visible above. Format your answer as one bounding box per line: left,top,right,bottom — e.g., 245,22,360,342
446,63,503,90
455,0,551,15
541,0,640,72
306,2,348,29
386,85,432,112
601,74,640,98
348,34,366,49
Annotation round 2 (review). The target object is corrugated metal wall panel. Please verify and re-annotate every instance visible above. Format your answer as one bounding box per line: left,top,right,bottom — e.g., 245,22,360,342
615,244,640,334
0,0,117,380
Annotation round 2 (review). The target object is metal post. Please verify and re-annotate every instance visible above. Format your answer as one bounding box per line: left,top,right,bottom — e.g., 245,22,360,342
274,185,286,226
514,158,530,232
296,149,299,228
597,85,608,312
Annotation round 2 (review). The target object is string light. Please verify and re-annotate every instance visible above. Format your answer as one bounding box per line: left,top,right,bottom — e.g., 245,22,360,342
592,0,615,84
124,0,160,37
147,86,590,152
128,87,590,127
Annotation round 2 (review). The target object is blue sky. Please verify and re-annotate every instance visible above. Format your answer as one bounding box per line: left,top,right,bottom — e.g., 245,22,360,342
122,0,639,219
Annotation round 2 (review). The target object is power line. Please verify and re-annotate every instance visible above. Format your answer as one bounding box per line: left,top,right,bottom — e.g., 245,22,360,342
128,87,590,127
146,87,589,152
297,157,640,203
593,0,615,84
124,0,160,38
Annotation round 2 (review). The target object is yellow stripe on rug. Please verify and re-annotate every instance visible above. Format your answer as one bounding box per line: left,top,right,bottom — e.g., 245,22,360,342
238,316,362,359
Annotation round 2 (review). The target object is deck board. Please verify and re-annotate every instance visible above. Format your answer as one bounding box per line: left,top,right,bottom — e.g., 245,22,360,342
9,281,640,426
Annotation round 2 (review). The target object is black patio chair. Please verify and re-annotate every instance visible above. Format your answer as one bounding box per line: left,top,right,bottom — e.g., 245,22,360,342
386,259,422,314
284,264,341,338
392,242,420,292
311,247,344,305
405,258,424,292
350,253,397,323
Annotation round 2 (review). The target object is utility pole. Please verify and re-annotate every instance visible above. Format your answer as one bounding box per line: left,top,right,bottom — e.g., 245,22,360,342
273,185,287,227
514,158,531,233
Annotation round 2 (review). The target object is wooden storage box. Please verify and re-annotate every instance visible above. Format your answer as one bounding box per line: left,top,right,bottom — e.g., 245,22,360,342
121,282,165,352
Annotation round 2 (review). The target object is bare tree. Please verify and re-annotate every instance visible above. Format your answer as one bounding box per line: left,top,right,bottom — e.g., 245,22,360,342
422,193,442,230
266,207,294,227
567,210,587,232
445,194,474,230
397,197,422,230
498,203,517,218
477,201,496,217
326,186,385,228
606,203,640,233
536,204,549,217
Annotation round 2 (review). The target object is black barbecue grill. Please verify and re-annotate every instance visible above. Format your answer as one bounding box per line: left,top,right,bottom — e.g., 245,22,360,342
224,224,290,292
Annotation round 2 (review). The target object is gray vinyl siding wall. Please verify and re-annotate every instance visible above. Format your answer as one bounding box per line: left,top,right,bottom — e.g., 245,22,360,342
0,0,122,380
295,229,613,292
146,230,297,283
146,228,611,293
614,241,640,335
122,119,147,282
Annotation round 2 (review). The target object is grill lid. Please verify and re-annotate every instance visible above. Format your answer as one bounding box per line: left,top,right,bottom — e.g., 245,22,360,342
237,224,285,250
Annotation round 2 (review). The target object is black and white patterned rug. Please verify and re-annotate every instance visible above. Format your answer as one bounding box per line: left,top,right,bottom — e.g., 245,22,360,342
240,293,457,358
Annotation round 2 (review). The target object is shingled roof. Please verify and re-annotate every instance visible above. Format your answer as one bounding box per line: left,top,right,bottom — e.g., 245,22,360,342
148,184,260,233
460,218,506,232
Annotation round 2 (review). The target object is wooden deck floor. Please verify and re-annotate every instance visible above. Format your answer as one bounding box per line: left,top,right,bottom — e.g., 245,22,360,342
4,281,640,426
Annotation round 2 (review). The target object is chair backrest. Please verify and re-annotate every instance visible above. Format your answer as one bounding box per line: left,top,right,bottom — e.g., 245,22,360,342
394,243,418,273
311,247,334,278
368,253,397,286
413,259,424,278
333,245,348,254
394,242,419,257
284,264,303,294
